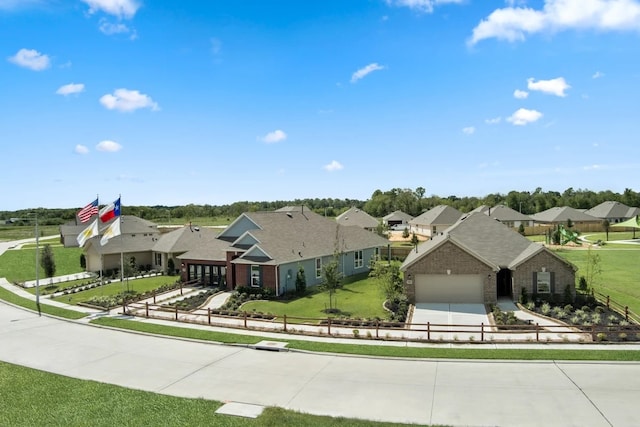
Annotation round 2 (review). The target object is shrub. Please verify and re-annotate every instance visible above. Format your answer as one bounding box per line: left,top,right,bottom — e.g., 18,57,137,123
519,287,528,305
563,284,573,305
541,302,551,316
596,332,607,342
352,329,360,338
618,332,628,341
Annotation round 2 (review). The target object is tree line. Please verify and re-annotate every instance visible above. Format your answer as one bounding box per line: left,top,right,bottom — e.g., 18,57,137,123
2,187,639,225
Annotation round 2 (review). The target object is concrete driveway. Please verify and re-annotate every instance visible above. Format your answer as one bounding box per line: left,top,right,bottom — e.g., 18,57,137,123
410,303,490,340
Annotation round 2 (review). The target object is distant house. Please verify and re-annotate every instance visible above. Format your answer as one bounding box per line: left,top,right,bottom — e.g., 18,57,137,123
336,207,379,231
383,210,414,229
470,204,534,228
584,201,640,224
82,216,161,273
178,209,389,295
408,205,464,238
401,212,576,304
530,207,602,230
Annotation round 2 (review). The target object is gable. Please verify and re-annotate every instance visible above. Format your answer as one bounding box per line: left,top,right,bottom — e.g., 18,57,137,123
218,214,260,240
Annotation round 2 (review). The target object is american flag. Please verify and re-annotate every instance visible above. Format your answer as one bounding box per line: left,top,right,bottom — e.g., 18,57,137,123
78,199,99,223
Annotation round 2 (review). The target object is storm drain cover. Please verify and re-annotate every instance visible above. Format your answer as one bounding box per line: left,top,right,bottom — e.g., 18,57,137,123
216,402,265,418
252,340,289,351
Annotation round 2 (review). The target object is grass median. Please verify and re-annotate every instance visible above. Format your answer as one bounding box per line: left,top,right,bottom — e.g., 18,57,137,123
91,317,640,361
0,286,86,320
0,361,410,427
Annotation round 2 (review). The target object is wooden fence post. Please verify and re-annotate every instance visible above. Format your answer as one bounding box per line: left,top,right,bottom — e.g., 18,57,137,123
591,324,597,342
208,308,211,325
175,305,178,321
625,306,629,321
122,297,126,315
480,322,484,342
606,295,610,308
243,311,247,328
283,314,287,332
427,322,430,341
145,302,149,318
327,318,331,336
153,290,156,304
536,323,539,342
180,282,183,296
375,319,379,339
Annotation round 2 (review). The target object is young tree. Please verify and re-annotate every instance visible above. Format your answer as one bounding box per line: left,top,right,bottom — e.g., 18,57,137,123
602,219,610,241
402,227,410,239
319,258,342,312
584,246,602,290
40,244,56,281
295,265,307,295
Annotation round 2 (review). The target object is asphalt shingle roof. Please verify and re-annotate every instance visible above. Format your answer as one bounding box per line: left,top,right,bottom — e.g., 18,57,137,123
408,205,463,226
336,207,379,229
584,201,640,220
402,212,549,271
530,206,601,223
470,204,533,222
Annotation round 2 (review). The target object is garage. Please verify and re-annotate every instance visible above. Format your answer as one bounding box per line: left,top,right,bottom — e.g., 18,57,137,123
414,274,484,303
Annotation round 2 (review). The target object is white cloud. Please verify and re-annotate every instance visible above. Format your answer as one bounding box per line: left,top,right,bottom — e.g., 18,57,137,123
351,63,385,83
211,38,222,55
513,89,529,99
323,160,344,172
99,88,159,112
260,130,287,144
527,77,570,97
82,0,140,19
507,108,543,125
74,144,89,154
96,140,122,152
485,116,502,124
56,83,85,96
470,0,640,45
462,126,476,135
8,48,50,71
99,20,132,35
385,0,464,14
592,71,605,79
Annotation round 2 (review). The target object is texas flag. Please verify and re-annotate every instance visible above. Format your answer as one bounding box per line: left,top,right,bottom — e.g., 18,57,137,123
99,197,121,223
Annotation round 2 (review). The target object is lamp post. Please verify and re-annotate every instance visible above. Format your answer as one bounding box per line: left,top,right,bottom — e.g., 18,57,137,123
34,213,40,313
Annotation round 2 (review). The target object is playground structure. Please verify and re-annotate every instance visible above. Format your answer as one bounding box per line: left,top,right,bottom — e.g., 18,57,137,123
558,224,580,245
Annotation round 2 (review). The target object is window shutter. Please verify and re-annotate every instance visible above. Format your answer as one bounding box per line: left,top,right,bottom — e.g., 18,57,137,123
532,272,537,293
550,272,555,293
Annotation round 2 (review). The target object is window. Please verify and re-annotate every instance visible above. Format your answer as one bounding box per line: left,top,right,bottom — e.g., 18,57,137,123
354,250,363,269
315,258,322,279
155,253,162,266
536,271,551,293
251,265,261,287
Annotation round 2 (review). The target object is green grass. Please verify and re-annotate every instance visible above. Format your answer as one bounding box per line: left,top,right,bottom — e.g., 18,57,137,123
0,224,60,241
52,275,180,305
242,275,388,322
92,317,640,361
553,247,640,315
0,245,84,283
0,361,410,427
0,286,86,320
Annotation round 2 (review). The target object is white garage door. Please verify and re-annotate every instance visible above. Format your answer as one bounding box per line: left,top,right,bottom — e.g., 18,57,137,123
414,274,484,303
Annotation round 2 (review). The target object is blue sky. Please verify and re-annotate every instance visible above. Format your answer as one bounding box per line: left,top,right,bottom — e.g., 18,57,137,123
3,0,640,210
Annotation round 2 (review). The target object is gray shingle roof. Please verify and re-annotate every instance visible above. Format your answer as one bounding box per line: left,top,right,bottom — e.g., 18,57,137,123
335,207,379,229
402,212,555,271
383,210,414,222
189,210,388,265
530,206,601,223
408,205,463,226
584,201,640,219
471,204,533,222
152,225,219,254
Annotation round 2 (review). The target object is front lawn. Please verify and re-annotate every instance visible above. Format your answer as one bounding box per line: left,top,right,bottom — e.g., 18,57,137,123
241,275,387,322
51,275,180,306
0,246,84,283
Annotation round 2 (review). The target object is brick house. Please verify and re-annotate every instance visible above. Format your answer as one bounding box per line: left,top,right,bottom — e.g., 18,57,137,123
178,208,389,295
401,212,576,304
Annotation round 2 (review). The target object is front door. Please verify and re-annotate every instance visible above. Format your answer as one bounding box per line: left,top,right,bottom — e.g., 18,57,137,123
497,269,512,298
